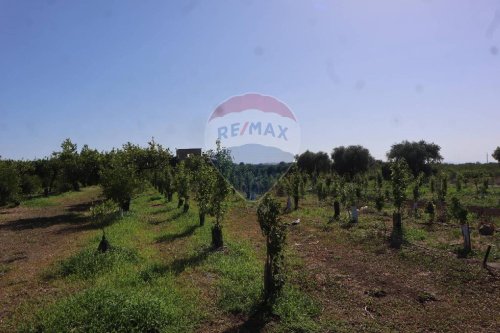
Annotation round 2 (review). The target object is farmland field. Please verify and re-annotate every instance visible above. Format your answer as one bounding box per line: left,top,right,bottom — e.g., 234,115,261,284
1,176,499,332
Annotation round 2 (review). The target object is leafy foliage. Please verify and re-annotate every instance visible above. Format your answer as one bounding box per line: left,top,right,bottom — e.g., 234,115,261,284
191,155,216,225
390,159,411,213
257,194,286,305
448,197,468,224
492,146,500,163
331,145,374,177
387,140,442,176
100,153,142,211
0,161,20,206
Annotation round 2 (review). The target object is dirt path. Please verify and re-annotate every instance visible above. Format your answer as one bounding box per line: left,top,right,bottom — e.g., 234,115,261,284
0,187,102,326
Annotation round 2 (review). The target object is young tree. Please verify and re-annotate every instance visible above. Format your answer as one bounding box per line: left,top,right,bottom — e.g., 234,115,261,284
448,196,470,255
437,174,448,203
315,178,328,202
57,138,81,191
288,165,303,210
192,156,216,226
209,173,229,249
455,173,463,192
425,200,436,224
331,176,342,219
100,154,141,212
257,194,286,305
412,173,424,217
175,162,190,212
374,172,384,212
390,159,411,248
341,182,358,223
159,165,174,202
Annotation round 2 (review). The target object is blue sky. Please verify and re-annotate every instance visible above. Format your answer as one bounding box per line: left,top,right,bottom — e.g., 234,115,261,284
0,0,499,162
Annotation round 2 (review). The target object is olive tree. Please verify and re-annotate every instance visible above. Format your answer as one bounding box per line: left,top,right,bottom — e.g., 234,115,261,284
390,159,411,248
257,194,286,305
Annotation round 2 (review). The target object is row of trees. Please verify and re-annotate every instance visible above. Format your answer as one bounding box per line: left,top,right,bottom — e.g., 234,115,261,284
297,140,444,178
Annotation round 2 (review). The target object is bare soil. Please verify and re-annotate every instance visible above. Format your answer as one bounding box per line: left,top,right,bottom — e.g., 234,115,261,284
0,187,102,325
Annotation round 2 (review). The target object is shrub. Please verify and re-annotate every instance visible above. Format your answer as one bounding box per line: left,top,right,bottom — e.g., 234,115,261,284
390,159,411,248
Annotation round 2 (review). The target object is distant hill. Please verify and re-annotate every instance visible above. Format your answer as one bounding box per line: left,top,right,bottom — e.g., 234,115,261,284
229,144,295,164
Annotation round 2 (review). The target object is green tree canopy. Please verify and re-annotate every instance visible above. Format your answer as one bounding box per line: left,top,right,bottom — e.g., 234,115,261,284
387,140,442,176
331,145,373,177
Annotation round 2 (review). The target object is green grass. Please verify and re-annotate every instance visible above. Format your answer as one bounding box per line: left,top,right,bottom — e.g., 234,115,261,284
405,227,428,242
49,246,139,280
21,186,101,208
20,286,198,333
0,263,10,276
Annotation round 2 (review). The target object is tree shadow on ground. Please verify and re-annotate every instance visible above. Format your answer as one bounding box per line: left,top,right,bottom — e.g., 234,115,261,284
221,303,273,333
170,246,212,274
0,213,88,231
140,246,212,278
56,213,120,234
150,206,176,215
155,225,199,243
66,199,104,213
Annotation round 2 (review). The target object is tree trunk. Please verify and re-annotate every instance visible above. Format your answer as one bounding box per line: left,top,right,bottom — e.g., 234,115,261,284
121,198,131,212
211,224,223,249
334,201,340,219
183,200,189,213
263,253,273,303
167,192,173,202
177,198,184,208
294,196,299,210
199,212,205,226
390,212,403,249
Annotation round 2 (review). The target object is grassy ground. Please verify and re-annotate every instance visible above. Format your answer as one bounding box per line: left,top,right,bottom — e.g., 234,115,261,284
1,185,499,332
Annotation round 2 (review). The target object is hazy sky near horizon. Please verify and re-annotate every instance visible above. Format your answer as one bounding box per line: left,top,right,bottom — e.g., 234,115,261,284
1,0,499,163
